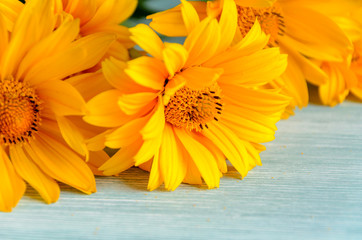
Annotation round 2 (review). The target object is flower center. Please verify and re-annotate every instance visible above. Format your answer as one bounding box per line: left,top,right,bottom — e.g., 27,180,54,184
237,3,285,46
0,78,42,145
164,85,223,132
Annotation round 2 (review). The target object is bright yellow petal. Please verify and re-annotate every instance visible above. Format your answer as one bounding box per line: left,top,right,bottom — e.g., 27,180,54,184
148,151,163,191
184,18,221,67
87,150,110,176
105,118,146,149
159,124,187,191
99,140,142,176
279,39,328,86
129,24,164,60
102,57,149,93
319,62,352,106
281,2,352,61
85,89,130,127
25,132,96,194
181,66,223,89
125,56,167,90
118,92,158,115
56,115,89,159
221,84,290,115
25,32,115,85
66,72,112,102
10,145,60,204
1,0,54,78
37,80,86,116
174,127,220,189
217,0,238,53
181,0,200,33
0,0,23,31
203,123,249,177
147,2,207,37
17,18,80,81
0,148,26,212
0,14,9,65
215,48,287,87
162,42,189,78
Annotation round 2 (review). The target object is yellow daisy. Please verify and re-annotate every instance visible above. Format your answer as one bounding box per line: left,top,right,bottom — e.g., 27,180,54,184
148,0,352,116
0,0,114,212
85,0,289,190
315,6,362,105
24,0,137,63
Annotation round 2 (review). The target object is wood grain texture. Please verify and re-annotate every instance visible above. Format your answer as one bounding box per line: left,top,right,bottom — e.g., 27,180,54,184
0,100,361,239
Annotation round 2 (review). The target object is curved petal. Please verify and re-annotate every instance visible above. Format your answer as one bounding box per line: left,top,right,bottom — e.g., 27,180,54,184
0,0,23,31
25,33,115,85
147,2,207,37
174,127,220,188
281,3,352,61
102,57,149,93
0,147,26,212
37,80,86,116
25,132,96,194
66,72,112,102
10,145,60,204
56,115,89,159
17,18,80,81
1,0,54,78
100,139,143,176
181,66,223,89
181,0,200,33
129,24,164,60
85,89,130,127
216,48,287,87
118,92,158,116
319,62,352,106
158,124,187,191
125,56,167,91
162,42,189,77
184,18,221,67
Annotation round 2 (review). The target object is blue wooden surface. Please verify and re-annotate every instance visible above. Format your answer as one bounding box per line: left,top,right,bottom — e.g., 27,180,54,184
0,97,362,239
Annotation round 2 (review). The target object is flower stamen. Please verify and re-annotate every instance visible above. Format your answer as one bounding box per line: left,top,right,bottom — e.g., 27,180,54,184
164,85,223,132
237,3,285,46
0,78,42,145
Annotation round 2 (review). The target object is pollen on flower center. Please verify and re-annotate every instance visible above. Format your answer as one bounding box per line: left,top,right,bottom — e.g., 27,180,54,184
237,3,285,46
0,78,42,145
164,85,223,132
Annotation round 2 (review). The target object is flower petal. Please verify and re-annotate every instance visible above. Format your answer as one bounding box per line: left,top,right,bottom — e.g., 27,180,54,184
174,127,220,188
10,145,60,204
25,132,96,194
159,124,187,191
125,56,167,90
0,147,26,212
37,80,86,116
129,24,164,59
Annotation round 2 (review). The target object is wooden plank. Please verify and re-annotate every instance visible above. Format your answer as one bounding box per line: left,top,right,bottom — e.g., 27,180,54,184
0,100,361,239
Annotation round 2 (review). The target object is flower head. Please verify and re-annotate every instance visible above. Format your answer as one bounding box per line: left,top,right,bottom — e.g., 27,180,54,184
0,0,114,212
85,0,289,190
148,0,352,117
315,5,362,105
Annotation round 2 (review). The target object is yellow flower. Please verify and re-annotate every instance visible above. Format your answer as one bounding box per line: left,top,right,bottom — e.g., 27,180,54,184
24,0,137,63
85,0,289,191
0,0,114,212
315,6,362,105
148,0,352,116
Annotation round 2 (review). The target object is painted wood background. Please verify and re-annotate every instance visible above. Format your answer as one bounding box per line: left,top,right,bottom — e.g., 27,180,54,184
1,92,361,239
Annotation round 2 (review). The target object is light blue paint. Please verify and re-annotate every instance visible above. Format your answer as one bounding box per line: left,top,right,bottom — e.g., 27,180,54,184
1,101,362,240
